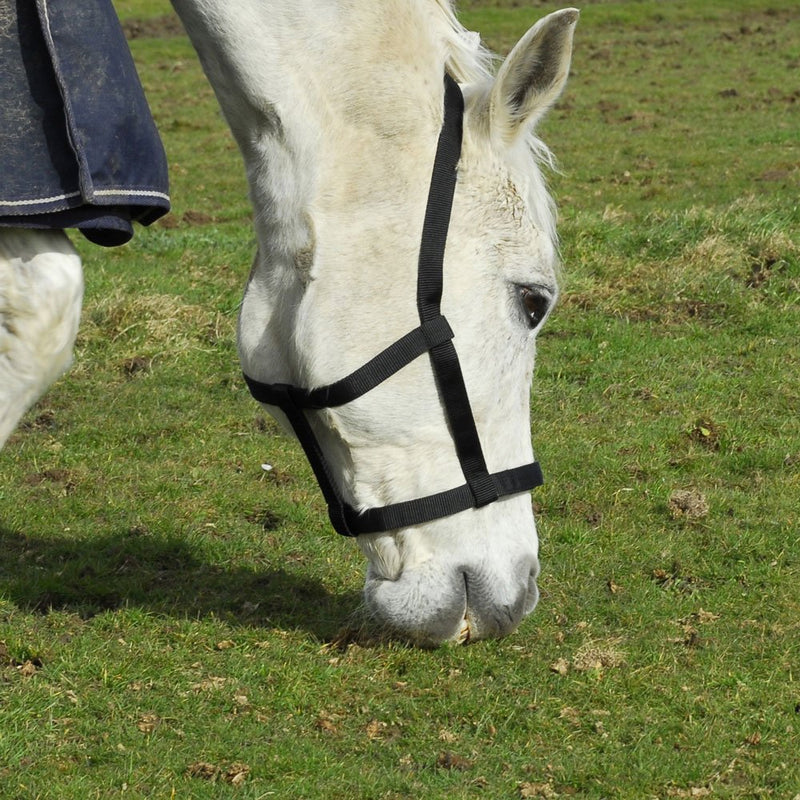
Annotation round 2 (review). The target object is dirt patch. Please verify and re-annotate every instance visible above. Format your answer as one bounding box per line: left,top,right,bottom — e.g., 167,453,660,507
652,563,705,594
244,508,282,532
20,409,57,432
23,468,75,491
121,15,185,40
186,761,250,785
436,751,474,771
572,640,626,672
747,252,784,288
550,639,626,676
668,489,709,520
157,209,216,229
122,356,153,378
0,641,43,674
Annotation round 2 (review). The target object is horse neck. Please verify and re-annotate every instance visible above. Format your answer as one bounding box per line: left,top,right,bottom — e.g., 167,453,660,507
172,0,457,268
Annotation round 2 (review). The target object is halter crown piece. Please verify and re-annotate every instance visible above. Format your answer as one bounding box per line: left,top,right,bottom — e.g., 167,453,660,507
243,74,544,537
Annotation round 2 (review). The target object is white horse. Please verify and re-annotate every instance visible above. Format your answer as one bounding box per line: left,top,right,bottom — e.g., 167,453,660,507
0,229,82,448
170,0,578,645
1,1,577,645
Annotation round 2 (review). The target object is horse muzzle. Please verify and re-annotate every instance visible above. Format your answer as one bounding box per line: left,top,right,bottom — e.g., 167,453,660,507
362,553,540,647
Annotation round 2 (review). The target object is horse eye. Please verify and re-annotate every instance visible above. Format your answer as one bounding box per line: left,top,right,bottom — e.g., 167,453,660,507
517,285,553,329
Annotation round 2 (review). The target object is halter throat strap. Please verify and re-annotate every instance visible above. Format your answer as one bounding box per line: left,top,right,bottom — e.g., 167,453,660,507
242,74,544,537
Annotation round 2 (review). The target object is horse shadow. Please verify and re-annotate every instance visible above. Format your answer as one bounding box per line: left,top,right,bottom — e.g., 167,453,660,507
0,522,363,642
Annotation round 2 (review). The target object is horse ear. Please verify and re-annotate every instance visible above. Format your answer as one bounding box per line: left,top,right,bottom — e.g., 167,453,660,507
490,8,579,143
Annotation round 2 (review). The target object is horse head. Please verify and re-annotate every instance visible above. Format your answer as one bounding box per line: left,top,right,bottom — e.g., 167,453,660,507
172,0,578,645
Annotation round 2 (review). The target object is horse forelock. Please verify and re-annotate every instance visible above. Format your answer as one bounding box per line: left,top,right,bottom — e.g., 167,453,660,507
432,0,494,85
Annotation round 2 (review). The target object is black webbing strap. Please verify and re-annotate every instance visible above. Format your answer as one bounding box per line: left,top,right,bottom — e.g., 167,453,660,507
244,369,543,537
244,315,454,410
241,74,544,537
416,74,498,508
335,462,543,536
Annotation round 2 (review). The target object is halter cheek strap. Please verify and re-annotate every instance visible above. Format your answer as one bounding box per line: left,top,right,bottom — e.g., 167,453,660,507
243,74,544,537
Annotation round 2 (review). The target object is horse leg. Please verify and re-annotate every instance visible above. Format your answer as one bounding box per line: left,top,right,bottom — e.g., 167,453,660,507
0,228,83,449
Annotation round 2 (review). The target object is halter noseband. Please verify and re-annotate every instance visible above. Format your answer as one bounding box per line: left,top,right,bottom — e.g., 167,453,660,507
243,74,544,537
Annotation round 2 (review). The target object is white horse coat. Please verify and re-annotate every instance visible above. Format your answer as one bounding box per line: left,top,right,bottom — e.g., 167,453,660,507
0,230,82,448
170,0,578,644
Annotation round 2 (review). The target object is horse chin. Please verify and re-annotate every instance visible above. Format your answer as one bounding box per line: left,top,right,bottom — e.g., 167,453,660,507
360,534,540,647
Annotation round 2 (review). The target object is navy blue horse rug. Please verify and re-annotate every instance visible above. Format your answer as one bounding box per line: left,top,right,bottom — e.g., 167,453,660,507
0,0,169,246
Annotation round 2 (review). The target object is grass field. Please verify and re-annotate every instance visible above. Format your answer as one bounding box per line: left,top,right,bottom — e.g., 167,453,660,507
1,1,798,797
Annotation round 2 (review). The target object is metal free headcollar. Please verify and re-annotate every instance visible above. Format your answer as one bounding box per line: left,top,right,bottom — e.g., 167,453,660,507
243,74,543,537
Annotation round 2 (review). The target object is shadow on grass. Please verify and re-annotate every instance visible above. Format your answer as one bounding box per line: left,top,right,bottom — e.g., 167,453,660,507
0,523,361,641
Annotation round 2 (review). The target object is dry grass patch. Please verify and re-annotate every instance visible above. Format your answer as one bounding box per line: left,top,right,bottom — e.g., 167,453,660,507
571,639,626,672
682,234,744,273
80,290,230,355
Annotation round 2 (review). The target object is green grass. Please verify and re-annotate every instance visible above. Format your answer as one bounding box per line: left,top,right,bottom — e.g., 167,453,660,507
1,1,799,797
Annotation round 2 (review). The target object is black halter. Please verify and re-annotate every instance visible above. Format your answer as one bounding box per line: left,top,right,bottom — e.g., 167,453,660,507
243,74,543,537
